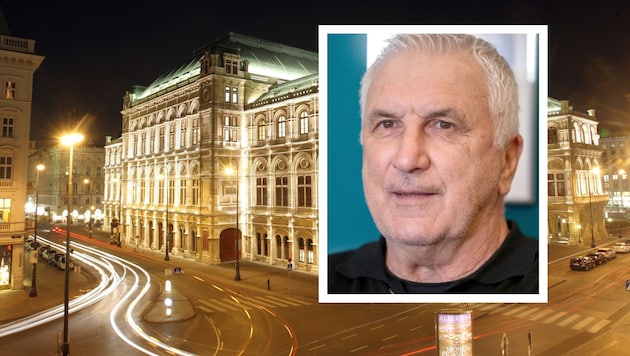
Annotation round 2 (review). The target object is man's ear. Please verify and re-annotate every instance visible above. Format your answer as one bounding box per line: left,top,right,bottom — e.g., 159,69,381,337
498,134,523,196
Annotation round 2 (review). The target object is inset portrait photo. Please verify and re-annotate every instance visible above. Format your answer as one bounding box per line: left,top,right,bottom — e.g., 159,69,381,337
318,25,548,303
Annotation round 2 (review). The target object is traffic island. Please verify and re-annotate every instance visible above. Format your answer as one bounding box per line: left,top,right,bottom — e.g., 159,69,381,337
143,287,195,323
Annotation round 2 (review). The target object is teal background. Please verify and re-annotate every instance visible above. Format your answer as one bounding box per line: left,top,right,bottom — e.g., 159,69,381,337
326,33,540,254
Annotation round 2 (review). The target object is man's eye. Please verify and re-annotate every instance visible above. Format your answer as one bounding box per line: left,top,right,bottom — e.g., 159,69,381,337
435,120,454,129
378,120,395,129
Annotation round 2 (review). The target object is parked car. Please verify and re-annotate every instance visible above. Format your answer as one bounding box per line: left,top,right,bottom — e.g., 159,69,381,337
586,252,607,265
614,242,630,253
597,248,616,260
53,253,74,270
570,256,596,271
43,248,58,264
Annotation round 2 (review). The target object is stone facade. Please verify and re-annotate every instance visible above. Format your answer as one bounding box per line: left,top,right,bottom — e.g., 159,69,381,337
105,33,319,273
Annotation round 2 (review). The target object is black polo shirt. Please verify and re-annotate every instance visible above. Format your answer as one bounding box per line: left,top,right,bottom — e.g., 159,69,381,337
328,221,539,294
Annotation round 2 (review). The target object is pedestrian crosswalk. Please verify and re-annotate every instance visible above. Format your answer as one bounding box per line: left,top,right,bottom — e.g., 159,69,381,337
457,303,612,334
196,295,312,314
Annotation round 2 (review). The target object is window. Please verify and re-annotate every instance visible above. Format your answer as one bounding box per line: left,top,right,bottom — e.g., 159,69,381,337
4,81,15,99
548,173,565,197
96,167,101,176
180,121,187,148
159,127,165,151
2,118,13,137
225,59,238,74
275,176,288,206
192,178,199,205
225,86,238,103
258,120,266,141
140,181,146,203
158,179,165,204
256,177,268,206
223,116,238,142
150,129,155,152
0,157,12,179
0,198,11,222
168,179,175,205
141,132,146,154
299,111,309,134
179,179,186,205
278,116,286,138
169,124,175,150
192,118,200,145
297,175,312,207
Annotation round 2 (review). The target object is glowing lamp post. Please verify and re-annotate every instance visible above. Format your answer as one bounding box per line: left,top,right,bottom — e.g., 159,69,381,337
60,132,83,356
29,163,45,298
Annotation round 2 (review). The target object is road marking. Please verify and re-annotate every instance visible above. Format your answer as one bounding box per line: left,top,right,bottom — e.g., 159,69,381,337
342,333,358,340
588,319,611,333
478,304,499,311
558,314,581,327
573,316,595,330
308,344,327,351
516,307,540,318
283,296,312,306
544,311,567,324
351,345,368,353
529,309,554,321
253,296,286,308
198,298,235,312
503,305,529,316
382,335,398,342
265,295,301,306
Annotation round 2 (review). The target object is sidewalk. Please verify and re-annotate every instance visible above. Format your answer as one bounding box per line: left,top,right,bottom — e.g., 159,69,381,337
0,251,96,324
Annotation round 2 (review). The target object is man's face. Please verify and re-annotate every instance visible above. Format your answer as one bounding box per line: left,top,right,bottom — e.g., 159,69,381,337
361,50,509,247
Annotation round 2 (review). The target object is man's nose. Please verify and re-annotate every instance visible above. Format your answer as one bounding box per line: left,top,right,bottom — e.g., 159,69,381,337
391,127,431,173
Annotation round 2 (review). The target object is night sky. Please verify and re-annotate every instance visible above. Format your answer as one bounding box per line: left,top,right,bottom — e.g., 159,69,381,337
2,1,629,147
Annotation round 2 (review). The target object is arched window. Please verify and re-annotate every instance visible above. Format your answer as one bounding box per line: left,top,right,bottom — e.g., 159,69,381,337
278,116,286,138
299,111,309,135
298,237,305,262
258,119,266,141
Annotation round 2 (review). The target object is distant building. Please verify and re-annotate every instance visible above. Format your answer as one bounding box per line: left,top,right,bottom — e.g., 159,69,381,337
0,24,44,288
547,98,609,246
28,144,106,226
105,33,319,272
599,136,628,221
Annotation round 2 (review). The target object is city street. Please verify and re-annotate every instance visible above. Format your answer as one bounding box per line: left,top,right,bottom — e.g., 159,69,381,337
3,224,630,355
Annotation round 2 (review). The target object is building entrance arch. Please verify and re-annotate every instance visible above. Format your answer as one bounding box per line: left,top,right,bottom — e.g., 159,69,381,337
220,228,240,262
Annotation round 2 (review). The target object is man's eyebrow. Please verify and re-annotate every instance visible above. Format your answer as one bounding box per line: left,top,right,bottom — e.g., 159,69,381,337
422,107,467,121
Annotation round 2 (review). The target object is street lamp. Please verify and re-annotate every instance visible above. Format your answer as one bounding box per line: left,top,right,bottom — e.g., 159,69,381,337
60,132,83,356
587,167,599,248
226,164,240,281
29,163,45,298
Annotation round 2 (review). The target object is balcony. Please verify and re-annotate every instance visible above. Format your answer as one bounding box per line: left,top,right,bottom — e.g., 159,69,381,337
0,34,36,54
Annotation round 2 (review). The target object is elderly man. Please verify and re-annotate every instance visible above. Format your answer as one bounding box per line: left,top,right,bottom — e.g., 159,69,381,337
328,33,538,294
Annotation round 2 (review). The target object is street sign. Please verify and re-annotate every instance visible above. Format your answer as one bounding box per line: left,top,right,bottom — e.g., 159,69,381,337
174,267,182,275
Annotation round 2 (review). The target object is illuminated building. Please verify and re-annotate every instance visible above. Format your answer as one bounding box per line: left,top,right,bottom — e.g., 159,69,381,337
547,98,609,245
105,33,319,272
599,136,629,220
28,144,105,226
0,22,44,289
